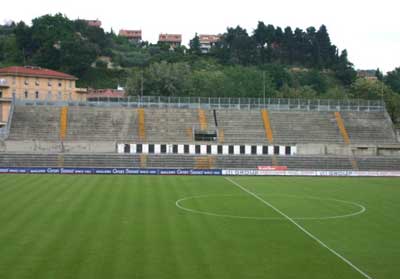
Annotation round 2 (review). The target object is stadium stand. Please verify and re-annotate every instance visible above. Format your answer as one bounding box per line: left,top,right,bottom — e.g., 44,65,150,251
1,97,399,172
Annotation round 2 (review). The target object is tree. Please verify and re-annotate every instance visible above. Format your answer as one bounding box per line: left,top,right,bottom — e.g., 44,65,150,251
315,25,336,68
375,68,384,81
189,33,201,55
333,50,356,85
282,27,294,64
215,26,257,65
253,22,268,63
384,67,400,93
351,78,384,99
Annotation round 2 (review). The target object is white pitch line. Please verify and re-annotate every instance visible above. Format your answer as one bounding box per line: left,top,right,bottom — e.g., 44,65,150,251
224,177,373,279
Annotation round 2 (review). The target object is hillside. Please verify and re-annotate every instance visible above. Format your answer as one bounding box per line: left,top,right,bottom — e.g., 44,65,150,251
0,14,399,124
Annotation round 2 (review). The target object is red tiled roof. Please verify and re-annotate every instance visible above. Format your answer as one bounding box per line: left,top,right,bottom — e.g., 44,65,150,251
159,34,182,43
87,89,126,98
199,34,220,44
85,20,102,27
0,66,78,80
119,29,142,38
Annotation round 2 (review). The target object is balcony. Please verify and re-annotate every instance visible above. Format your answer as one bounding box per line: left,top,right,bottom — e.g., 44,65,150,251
76,88,88,93
0,79,9,88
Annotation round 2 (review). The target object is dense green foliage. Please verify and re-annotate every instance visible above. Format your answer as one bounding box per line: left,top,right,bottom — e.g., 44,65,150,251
0,174,399,279
1,14,400,123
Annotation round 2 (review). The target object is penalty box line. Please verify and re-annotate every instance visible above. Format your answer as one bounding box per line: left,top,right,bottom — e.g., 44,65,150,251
224,177,373,279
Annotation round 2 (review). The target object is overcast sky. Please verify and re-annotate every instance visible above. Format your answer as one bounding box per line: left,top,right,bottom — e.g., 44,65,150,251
2,0,399,72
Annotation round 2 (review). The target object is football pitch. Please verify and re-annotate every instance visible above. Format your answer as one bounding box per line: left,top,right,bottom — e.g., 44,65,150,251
0,175,399,279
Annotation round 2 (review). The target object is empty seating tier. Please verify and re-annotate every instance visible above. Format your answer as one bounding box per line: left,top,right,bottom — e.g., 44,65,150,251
66,107,138,141
340,112,397,144
269,111,343,144
4,105,399,146
8,106,61,141
144,108,215,143
216,110,266,144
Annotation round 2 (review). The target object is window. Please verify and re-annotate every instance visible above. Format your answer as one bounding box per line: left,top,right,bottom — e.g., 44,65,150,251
58,80,62,87
0,90,2,98
262,146,268,155
228,145,234,155
35,91,39,99
48,79,52,87
24,91,28,99
217,145,223,154
172,145,178,154
35,79,40,86
206,145,211,154
285,146,291,155
274,146,280,155
251,145,257,155
149,144,155,154
195,145,201,154
136,144,143,153
24,79,29,86
240,145,245,154
124,144,130,153
161,144,167,154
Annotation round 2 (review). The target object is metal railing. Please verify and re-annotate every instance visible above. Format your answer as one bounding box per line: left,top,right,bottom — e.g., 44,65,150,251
0,96,15,139
14,96,385,112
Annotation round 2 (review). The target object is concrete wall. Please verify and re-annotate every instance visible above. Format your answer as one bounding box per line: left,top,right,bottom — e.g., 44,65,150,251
1,140,399,158
1,141,116,153
296,143,378,156
378,147,400,156
352,146,377,156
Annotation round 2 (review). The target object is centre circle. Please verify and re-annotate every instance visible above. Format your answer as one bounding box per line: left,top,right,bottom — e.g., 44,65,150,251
176,194,366,220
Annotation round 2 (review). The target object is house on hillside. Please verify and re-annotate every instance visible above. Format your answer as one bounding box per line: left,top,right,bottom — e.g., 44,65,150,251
158,33,182,49
199,34,220,54
84,19,102,28
119,29,142,43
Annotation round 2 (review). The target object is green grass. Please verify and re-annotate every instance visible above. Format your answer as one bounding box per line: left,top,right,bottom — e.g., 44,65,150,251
0,175,399,279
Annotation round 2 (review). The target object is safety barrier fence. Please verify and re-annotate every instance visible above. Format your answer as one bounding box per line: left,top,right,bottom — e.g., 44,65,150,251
14,96,385,112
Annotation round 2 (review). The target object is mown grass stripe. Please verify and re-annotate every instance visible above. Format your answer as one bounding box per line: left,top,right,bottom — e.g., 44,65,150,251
0,176,82,278
15,177,99,279
42,177,112,279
